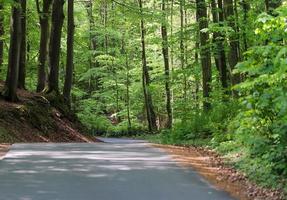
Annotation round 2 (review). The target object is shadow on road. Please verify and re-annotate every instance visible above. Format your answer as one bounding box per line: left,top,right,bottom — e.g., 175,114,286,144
0,143,234,200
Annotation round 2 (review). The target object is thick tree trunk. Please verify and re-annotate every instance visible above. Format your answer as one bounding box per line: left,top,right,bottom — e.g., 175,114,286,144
196,0,212,111
224,0,241,85
63,0,75,104
4,0,22,102
0,3,4,72
47,0,65,94
18,0,26,89
161,0,172,129
139,0,157,132
36,0,52,92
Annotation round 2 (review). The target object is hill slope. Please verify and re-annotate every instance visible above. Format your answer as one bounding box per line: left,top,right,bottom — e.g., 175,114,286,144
0,83,97,143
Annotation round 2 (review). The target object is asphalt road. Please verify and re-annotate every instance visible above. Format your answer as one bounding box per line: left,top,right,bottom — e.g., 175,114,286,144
0,138,235,200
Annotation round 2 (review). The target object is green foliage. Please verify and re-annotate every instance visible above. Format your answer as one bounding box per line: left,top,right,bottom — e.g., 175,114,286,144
152,5,287,192
221,8,287,189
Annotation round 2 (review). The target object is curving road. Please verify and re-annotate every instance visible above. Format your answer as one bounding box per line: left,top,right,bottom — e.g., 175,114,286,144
0,138,235,200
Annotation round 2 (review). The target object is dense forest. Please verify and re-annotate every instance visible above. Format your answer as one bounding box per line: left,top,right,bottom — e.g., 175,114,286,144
0,0,286,193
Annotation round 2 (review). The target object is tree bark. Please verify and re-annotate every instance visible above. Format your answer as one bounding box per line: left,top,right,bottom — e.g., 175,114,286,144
170,0,175,116
161,0,172,129
63,0,74,104
139,0,157,132
36,0,52,92
196,0,212,111
241,0,250,52
180,0,187,100
170,0,174,74
18,0,26,89
47,0,65,94
0,3,4,72
125,53,132,131
3,0,22,102
211,0,228,90
224,0,241,85
121,31,132,131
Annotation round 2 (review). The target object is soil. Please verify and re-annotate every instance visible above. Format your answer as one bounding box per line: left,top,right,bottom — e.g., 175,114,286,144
0,144,10,159
0,81,100,143
153,144,284,200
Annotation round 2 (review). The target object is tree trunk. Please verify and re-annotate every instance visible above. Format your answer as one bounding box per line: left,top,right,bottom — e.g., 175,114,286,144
161,0,172,129
170,0,174,116
63,0,75,104
36,0,52,92
180,0,187,100
18,0,26,89
85,0,100,93
170,0,174,74
103,0,108,53
3,0,22,102
0,3,4,72
47,0,65,94
125,54,132,131
121,32,132,131
196,0,212,111
139,0,157,132
266,0,282,14
224,0,241,85
211,0,228,90
241,0,250,52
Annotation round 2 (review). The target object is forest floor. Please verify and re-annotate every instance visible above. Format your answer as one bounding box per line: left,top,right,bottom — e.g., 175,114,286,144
0,81,99,144
154,144,284,200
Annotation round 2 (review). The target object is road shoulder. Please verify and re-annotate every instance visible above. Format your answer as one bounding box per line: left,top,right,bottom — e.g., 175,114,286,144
0,144,11,160
153,144,283,200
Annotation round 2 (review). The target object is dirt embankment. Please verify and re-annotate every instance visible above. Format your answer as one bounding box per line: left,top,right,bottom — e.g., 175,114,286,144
0,144,10,159
0,84,98,144
154,144,284,200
